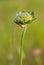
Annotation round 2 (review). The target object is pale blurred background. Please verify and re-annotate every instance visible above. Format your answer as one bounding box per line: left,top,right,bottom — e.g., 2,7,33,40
0,0,44,65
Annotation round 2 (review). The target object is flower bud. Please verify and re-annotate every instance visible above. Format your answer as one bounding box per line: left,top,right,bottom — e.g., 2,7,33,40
30,48,42,56
14,11,35,27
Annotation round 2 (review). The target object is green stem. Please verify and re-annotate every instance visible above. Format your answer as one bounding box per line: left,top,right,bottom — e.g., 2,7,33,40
35,56,42,65
20,26,27,65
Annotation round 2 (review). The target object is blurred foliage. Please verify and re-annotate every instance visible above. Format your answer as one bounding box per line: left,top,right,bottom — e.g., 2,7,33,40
0,0,44,65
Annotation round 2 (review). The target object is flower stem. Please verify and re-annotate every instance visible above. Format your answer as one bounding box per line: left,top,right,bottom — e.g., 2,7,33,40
20,25,27,65
35,56,43,65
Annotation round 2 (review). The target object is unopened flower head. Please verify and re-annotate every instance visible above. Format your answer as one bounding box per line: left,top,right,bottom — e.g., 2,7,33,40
14,11,36,27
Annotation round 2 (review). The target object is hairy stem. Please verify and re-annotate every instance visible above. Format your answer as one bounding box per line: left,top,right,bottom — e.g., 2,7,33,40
20,25,27,65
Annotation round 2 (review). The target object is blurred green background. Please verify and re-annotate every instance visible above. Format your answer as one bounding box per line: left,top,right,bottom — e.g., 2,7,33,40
0,0,44,65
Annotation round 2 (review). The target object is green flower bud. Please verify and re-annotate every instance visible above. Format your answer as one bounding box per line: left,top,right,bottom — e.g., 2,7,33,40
14,11,36,27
